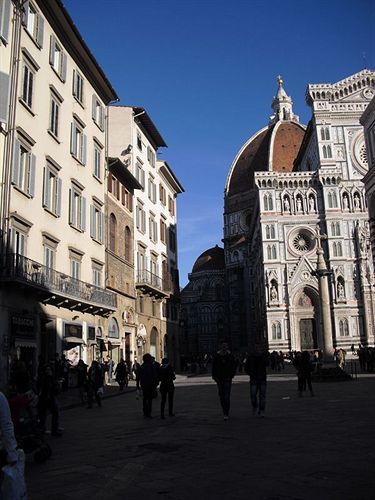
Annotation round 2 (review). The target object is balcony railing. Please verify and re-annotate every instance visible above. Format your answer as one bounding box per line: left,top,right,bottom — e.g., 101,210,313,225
0,253,117,313
136,269,172,298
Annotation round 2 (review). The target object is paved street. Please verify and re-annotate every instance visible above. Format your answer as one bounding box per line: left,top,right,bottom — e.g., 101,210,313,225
26,374,375,500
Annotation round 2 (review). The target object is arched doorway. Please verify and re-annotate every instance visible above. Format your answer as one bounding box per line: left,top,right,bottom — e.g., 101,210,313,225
150,327,158,359
294,287,320,351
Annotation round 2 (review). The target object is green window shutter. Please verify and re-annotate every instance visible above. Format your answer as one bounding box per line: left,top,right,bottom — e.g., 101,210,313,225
70,122,76,155
0,0,11,43
80,196,86,231
11,139,20,185
56,178,62,217
49,35,55,66
28,153,36,197
61,52,67,82
68,189,74,224
81,133,87,165
42,167,49,207
0,71,10,124
36,14,44,48
90,204,95,238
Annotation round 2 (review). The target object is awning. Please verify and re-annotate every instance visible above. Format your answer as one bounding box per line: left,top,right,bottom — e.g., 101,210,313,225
64,336,85,345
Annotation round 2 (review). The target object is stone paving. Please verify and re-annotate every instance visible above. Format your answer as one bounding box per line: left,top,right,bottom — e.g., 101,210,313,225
25,372,375,500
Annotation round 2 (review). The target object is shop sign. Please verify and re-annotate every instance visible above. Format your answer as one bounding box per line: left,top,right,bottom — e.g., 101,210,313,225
108,318,119,338
11,315,35,339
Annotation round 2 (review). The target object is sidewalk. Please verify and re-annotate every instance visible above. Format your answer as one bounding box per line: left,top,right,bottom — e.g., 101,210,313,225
58,381,137,410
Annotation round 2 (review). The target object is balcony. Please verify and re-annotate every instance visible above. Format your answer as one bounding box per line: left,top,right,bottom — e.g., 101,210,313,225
136,269,171,299
0,253,116,317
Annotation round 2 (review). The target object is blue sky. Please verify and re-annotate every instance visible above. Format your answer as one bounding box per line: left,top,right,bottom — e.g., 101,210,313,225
64,0,375,285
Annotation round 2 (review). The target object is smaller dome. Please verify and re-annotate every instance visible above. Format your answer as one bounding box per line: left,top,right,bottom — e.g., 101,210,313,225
192,245,225,273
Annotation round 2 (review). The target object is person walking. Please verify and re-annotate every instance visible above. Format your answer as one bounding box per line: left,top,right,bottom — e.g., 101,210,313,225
139,354,159,418
244,343,269,418
76,359,88,403
37,364,62,436
212,340,237,420
158,358,176,419
295,350,314,397
114,358,127,391
87,361,104,408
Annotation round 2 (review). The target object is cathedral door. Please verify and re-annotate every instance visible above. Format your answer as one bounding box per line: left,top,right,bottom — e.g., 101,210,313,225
300,319,317,350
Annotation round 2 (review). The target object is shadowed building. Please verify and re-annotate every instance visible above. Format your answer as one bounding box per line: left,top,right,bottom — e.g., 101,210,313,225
180,246,226,355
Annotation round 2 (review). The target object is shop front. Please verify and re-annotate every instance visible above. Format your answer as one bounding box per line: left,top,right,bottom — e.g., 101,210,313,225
11,314,37,378
108,318,121,364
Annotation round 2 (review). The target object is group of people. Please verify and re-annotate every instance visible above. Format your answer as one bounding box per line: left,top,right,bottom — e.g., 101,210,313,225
138,354,176,419
211,341,318,420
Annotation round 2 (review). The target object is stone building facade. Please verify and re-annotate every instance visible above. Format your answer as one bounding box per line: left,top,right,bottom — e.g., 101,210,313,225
361,95,375,275
105,158,141,366
0,0,118,385
107,106,184,367
224,70,375,354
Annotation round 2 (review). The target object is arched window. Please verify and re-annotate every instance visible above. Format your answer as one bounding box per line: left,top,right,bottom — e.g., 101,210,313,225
323,146,328,159
266,225,270,239
270,225,276,239
271,322,282,340
320,128,325,141
337,242,343,256
325,127,330,140
327,145,332,158
331,222,340,236
271,245,277,259
264,193,273,211
124,226,132,262
109,213,117,253
267,245,272,260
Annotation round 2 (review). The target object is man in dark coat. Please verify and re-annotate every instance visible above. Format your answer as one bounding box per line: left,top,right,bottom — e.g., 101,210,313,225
158,358,176,419
245,343,269,417
139,353,159,418
212,341,237,420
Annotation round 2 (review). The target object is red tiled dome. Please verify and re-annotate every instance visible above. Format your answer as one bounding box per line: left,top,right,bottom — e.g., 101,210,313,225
192,246,225,273
226,121,305,196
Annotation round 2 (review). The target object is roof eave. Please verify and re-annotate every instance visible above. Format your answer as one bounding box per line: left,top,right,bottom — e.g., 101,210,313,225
38,0,118,104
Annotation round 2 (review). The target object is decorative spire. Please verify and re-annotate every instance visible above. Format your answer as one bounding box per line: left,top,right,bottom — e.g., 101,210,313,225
269,75,299,124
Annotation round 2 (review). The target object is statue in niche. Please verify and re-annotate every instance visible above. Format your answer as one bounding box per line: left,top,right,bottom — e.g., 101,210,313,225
342,194,349,210
270,284,278,302
309,197,316,212
337,282,345,300
296,197,303,212
283,197,290,212
354,194,361,210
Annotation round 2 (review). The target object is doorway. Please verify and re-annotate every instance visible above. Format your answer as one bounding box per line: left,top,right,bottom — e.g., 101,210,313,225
300,318,317,350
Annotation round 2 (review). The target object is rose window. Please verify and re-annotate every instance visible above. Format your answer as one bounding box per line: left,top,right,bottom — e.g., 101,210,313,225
289,227,316,256
359,144,368,167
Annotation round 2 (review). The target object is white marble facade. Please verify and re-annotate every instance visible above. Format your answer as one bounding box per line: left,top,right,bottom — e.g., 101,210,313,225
224,71,375,353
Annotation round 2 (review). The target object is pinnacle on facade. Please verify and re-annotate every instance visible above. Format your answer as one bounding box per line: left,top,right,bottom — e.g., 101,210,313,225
269,75,299,124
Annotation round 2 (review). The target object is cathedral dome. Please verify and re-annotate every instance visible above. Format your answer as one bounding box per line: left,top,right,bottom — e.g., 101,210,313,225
225,78,306,196
192,245,225,273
